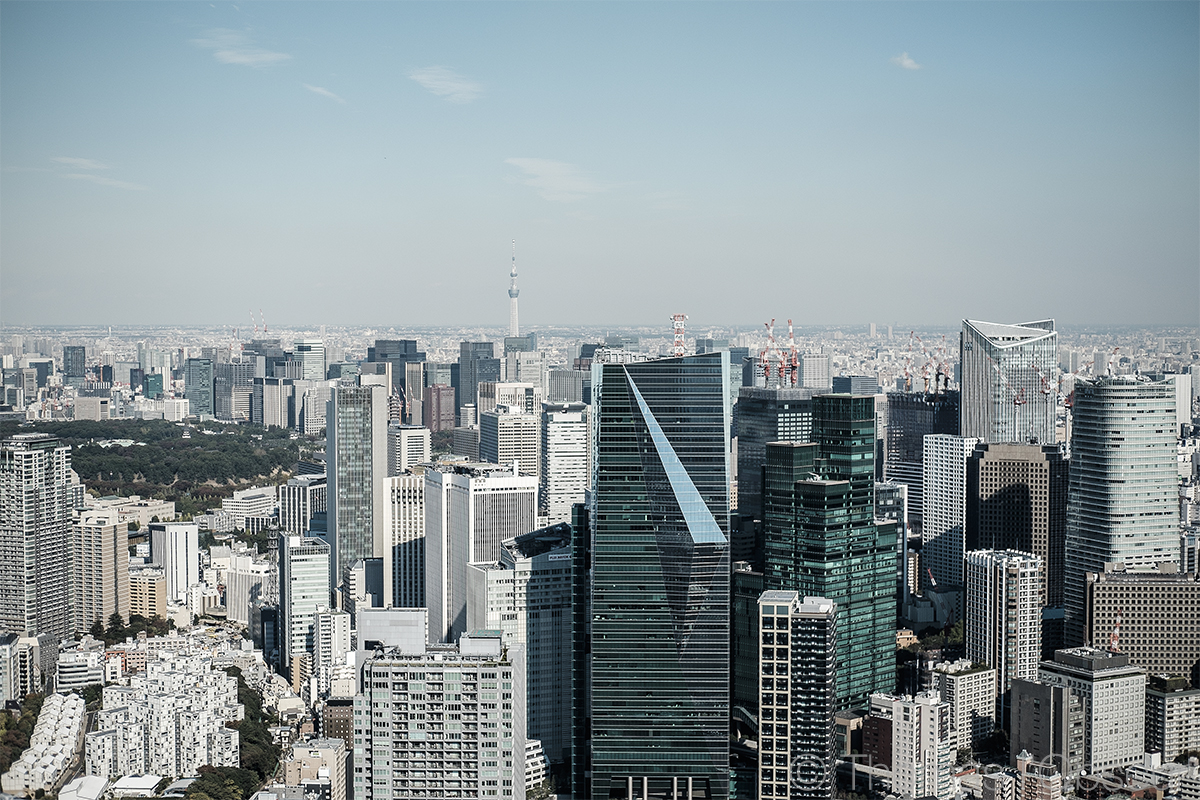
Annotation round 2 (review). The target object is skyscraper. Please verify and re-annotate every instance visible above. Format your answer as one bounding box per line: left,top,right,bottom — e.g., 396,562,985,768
0,434,73,641
62,346,86,379
965,550,1042,711
149,522,199,604
960,319,1057,445
884,390,960,530
881,692,955,800
294,339,326,382
576,352,730,800
367,339,425,398
479,407,540,478
1064,376,1179,645
756,591,837,800
74,510,130,634
458,341,501,419
424,463,537,644
326,380,389,585
386,423,430,476
279,534,332,680
762,395,898,711
733,386,814,518
967,443,1067,609
383,473,425,610
184,358,214,417
539,402,589,525
923,434,980,588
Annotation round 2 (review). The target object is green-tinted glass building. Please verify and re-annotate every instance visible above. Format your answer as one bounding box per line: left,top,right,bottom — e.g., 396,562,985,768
575,352,731,800
762,394,897,711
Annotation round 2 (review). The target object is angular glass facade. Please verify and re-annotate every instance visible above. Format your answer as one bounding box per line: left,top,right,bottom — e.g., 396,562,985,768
959,319,1057,445
763,395,898,711
579,352,731,800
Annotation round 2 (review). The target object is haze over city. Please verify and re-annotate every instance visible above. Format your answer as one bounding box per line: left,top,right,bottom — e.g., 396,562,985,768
2,2,1197,328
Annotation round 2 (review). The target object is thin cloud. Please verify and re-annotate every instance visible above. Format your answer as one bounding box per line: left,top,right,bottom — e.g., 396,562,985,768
303,84,345,103
505,158,604,203
52,157,109,170
408,66,483,104
62,173,148,191
193,28,291,67
891,52,921,70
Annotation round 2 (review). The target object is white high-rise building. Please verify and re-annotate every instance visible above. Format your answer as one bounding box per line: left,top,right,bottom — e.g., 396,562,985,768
225,553,272,625
327,380,389,584
479,407,540,479
424,463,538,644
354,631,527,800
966,550,1042,700
279,534,332,680
383,474,425,609
959,319,1057,445
876,692,954,800
294,339,327,382
150,522,200,604
279,474,327,535
0,434,73,641
314,608,351,697
465,524,573,766
73,510,129,634
931,659,997,752
387,423,431,476
539,402,589,524
798,352,832,391
1064,376,1180,645
923,434,980,588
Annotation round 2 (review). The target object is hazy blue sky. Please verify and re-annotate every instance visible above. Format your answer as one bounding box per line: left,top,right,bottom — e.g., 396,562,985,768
2,2,1197,329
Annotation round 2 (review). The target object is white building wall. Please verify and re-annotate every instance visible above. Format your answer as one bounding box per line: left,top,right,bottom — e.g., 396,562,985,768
923,434,980,588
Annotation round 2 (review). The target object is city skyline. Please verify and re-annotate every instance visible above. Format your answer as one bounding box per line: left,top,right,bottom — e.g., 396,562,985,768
2,2,1197,328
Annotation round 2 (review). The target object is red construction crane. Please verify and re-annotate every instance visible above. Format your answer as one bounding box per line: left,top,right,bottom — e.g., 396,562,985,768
670,313,688,357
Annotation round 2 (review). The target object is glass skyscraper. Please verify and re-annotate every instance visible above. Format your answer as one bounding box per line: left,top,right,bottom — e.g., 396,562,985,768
762,395,898,711
1064,376,1179,645
576,352,731,800
959,319,1057,445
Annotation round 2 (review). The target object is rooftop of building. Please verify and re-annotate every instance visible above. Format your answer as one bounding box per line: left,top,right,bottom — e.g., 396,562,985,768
1045,646,1143,674
963,319,1056,344
933,659,994,676
504,523,571,559
1090,562,1197,582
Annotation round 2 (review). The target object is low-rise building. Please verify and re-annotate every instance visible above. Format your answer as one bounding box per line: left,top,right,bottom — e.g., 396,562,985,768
85,649,242,778
283,738,348,800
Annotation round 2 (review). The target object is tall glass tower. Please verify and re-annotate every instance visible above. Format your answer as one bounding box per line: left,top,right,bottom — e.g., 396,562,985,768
1064,376,1179,645
960,319,1057,445
762,395,898,711
577,352,731,800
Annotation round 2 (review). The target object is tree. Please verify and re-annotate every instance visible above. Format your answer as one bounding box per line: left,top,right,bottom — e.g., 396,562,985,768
105,612,126,643
957,746,973,766
88,620,106,641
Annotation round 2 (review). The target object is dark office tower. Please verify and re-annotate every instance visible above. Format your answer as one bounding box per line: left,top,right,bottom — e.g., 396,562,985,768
129,367,145,391
579,352,731,800
763,395,898,711
967,443,1067,609
0,434,73,643
734,386,814,519
62,346,86,378
142,372,164,399
457,341,500,417
757,591,837,800
960,319,1057,445
368,339,426,396
100,365,113,384
731,562,765,714
884,390,960,530
183,358,215,417
1064,376,1180,646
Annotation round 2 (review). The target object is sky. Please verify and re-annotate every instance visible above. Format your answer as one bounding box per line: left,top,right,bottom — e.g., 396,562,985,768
2,2,1197,329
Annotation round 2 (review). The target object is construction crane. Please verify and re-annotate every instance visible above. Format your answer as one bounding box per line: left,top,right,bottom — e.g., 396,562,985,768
1109,608,1123,652
670,313,688,357
250,310,257,335
786,319,799,386
260,309,267,336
